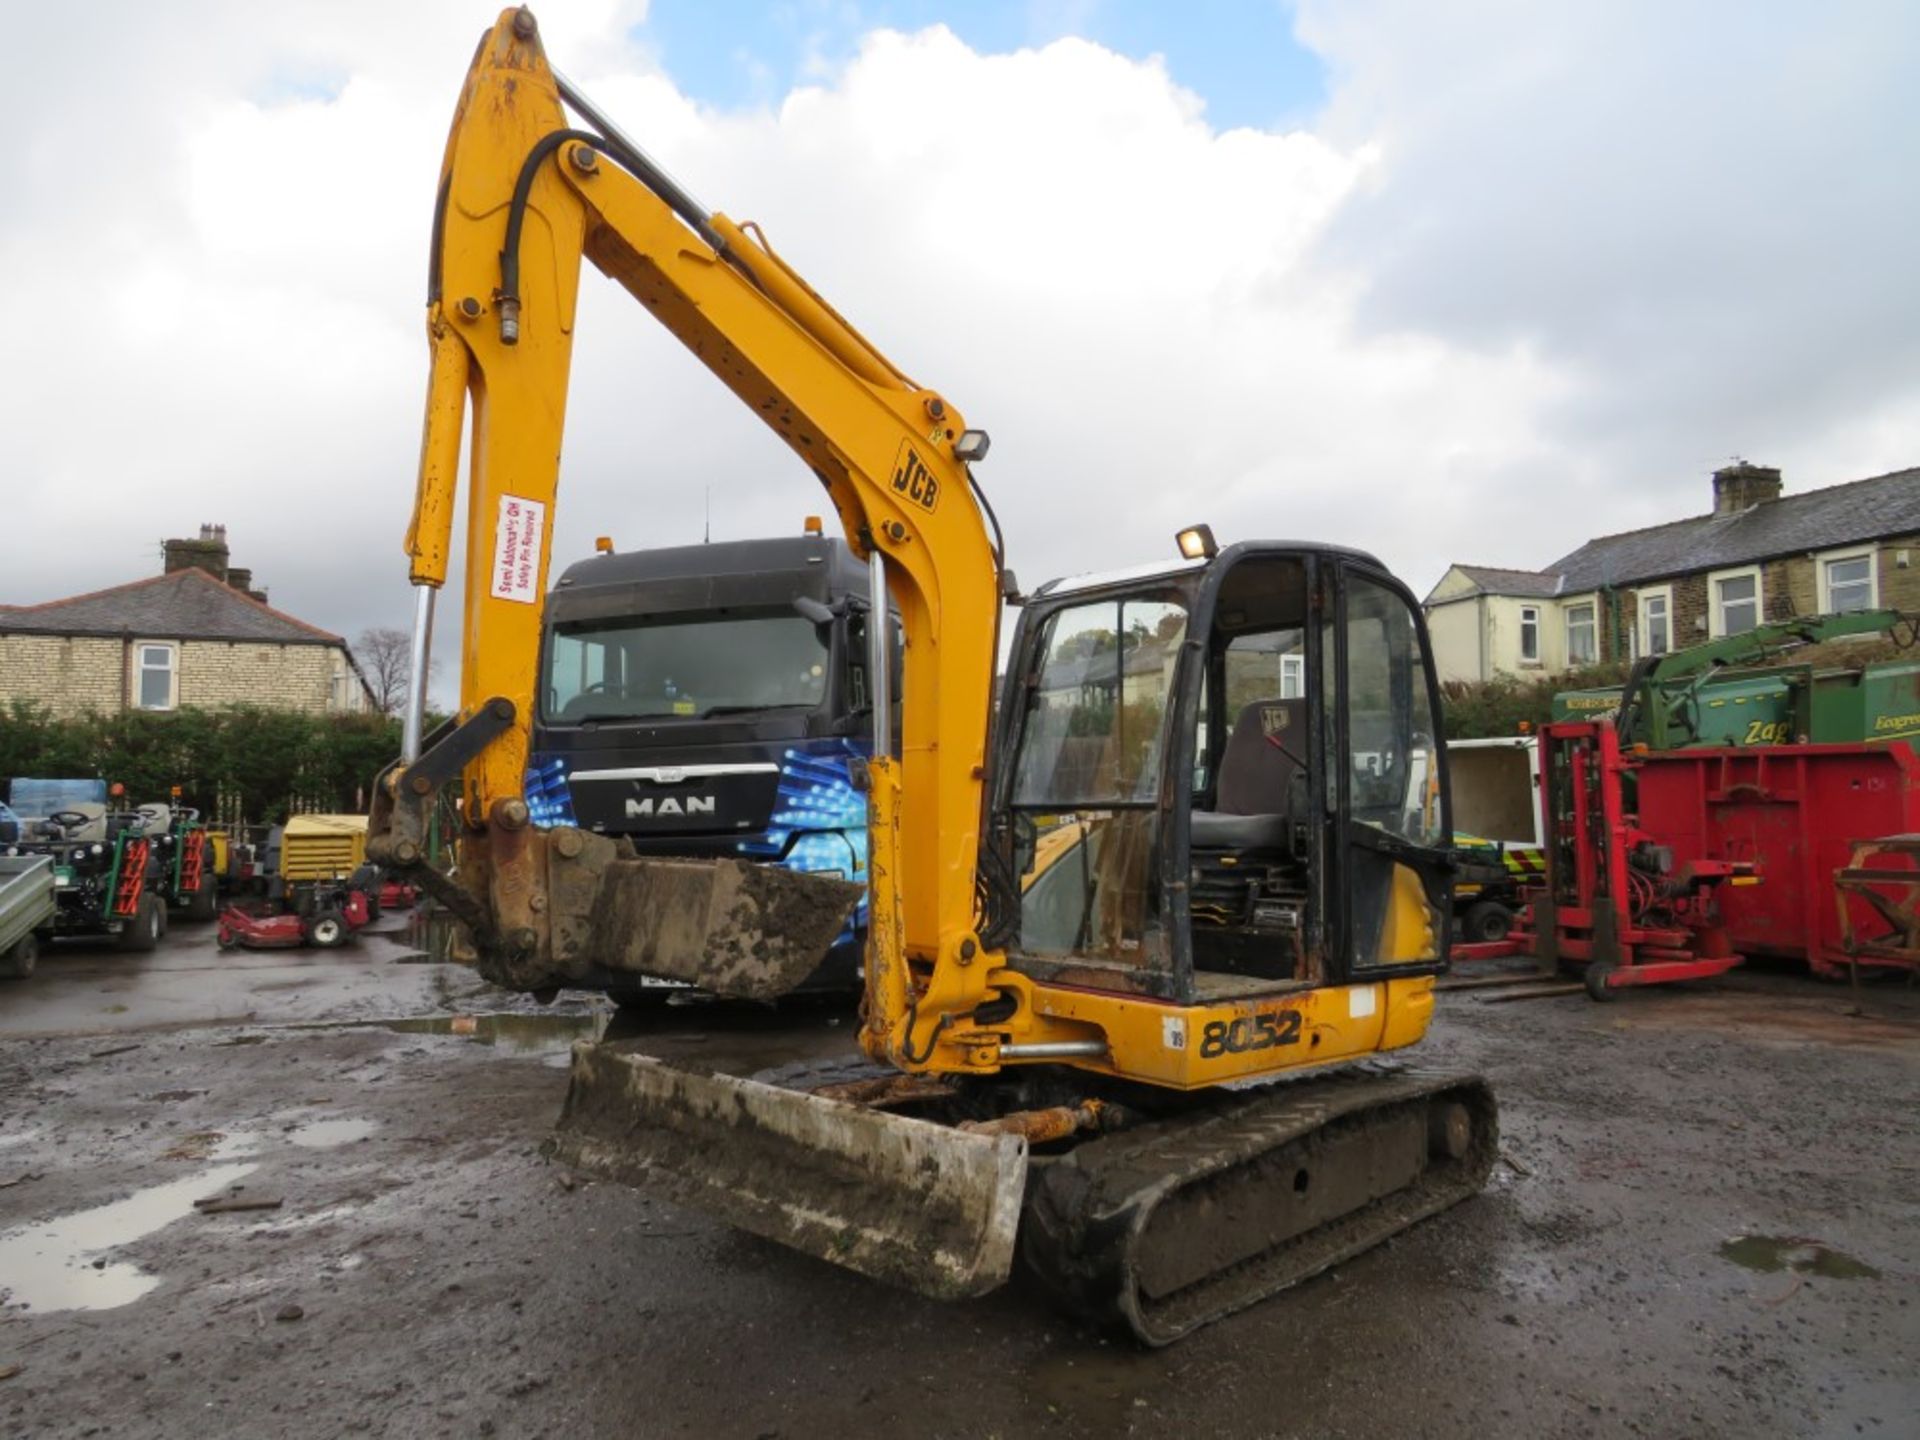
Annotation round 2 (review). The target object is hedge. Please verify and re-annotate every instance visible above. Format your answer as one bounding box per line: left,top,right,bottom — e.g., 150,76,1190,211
1439,663,1632,741
0,703,401,826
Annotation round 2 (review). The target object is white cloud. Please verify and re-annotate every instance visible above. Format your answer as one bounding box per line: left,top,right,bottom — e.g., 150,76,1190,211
2,1,1913,701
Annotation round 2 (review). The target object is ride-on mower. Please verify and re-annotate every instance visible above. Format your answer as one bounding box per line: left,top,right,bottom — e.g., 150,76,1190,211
217,882,373,951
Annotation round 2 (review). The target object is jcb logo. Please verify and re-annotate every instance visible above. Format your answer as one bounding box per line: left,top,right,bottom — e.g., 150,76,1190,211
891,442,939,513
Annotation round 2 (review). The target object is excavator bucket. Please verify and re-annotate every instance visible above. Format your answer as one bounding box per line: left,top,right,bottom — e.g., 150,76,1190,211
450,826,864,1001
564,854,863,1001
550,1045,1029,1299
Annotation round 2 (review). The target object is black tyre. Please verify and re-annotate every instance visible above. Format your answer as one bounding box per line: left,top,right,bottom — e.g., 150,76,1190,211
216,929,239,952
118,895,163,953
1583,962,1618,1002
1461,900,1514,944
187,875,219,922
304,910,349,949
0,933,38,981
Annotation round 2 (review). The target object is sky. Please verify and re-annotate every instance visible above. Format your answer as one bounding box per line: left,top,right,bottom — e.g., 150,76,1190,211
3,1,1916,697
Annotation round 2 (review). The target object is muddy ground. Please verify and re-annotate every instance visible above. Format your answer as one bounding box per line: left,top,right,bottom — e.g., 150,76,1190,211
1,919,1915,1440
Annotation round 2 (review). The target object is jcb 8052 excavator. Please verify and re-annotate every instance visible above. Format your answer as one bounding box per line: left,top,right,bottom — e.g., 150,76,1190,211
369,8,1495,1344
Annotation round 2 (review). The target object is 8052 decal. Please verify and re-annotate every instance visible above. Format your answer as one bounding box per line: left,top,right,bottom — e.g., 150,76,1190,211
1199,1009,1303,1058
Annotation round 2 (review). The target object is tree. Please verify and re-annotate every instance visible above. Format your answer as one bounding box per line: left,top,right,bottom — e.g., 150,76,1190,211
353,627,428,716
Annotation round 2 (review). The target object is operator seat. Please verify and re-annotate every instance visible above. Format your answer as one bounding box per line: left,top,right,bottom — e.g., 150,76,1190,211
43,802,109,843
1190,698,1305,851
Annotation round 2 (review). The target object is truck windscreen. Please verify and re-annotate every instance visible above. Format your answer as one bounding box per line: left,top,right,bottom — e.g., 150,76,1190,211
545,612,829,722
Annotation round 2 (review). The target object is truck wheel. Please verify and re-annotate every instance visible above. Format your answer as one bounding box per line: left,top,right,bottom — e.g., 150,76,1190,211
188,875,219,922
118,895,163,953
304,910,349,949
0,934,38,980
1583,962,1618,1002
1461,900,1514,944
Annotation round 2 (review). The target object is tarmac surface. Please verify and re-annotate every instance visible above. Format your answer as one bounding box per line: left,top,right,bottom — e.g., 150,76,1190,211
1,916,1916,1439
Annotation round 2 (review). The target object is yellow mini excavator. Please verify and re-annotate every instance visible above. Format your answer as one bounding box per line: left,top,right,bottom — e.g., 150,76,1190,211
369,8,1495,1345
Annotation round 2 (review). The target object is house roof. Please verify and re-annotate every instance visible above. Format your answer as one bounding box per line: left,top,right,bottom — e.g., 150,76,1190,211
1549,466,1920,592
0,568,346,646
1447,565,1563,599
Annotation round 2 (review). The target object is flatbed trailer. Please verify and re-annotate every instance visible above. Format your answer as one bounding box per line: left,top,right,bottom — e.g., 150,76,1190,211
0,853,58,979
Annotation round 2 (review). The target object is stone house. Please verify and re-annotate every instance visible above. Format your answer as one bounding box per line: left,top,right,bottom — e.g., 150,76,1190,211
1424,463,1920,683
0,526,371,718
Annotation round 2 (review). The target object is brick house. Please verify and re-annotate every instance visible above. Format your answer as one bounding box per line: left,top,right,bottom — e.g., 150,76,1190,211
0,526,371,718
1424,463,1920,683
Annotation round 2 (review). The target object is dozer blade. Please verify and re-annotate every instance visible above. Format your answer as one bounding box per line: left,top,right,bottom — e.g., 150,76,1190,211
550,1044,1028,1299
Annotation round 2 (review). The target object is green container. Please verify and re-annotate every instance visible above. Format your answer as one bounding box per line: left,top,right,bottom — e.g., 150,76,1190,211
1555,659,1920,751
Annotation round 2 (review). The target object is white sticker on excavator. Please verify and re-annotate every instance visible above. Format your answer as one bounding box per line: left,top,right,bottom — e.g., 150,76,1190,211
490,494,545,604
1349,984,1378,1019
1162,1016,1186,1051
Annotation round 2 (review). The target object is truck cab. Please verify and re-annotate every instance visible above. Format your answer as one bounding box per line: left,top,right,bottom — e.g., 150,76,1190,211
528,531,897,992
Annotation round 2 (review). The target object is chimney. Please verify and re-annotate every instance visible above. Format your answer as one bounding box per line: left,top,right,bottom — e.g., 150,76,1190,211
163,523,230,581
226,567,252,593
1712,462,1783,516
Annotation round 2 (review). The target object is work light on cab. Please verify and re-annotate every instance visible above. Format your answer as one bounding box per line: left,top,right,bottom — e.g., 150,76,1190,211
1176,523,1218,560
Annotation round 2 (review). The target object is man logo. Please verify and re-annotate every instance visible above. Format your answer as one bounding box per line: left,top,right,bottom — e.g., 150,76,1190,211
625,796,716,818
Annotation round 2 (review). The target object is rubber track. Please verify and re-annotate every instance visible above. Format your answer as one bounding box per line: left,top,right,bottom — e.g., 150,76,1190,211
1020,1066,1497,1345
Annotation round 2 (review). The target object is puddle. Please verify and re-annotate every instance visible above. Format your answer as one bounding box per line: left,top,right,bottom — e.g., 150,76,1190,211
1719,1235,1881,1280
287,1118,376,1149
0,1163,256,1313
381,1011,606,1056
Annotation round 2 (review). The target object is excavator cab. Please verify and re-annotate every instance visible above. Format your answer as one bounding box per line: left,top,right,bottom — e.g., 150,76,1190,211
998,541,1454,1003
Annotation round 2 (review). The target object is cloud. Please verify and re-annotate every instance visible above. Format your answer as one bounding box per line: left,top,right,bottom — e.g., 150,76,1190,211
2,1,1913,708
1297,0,1920,520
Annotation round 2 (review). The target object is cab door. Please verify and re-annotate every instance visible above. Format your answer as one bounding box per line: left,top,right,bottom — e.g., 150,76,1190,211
1326,564,1454,976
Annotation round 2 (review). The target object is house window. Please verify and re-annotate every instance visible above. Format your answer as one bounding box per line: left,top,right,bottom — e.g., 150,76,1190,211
1638,587,1672,657
1818,548,1876,615
136,642,178,710
1280,654,1304,699
1712,568,1762,637
1519,606,1540,663
1565,602,1597,666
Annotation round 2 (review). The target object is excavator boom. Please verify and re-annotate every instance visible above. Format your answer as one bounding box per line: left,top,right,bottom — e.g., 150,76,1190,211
370,8,998,1027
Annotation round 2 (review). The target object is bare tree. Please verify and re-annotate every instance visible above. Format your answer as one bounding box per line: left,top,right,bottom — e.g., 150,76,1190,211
354,627,419,715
